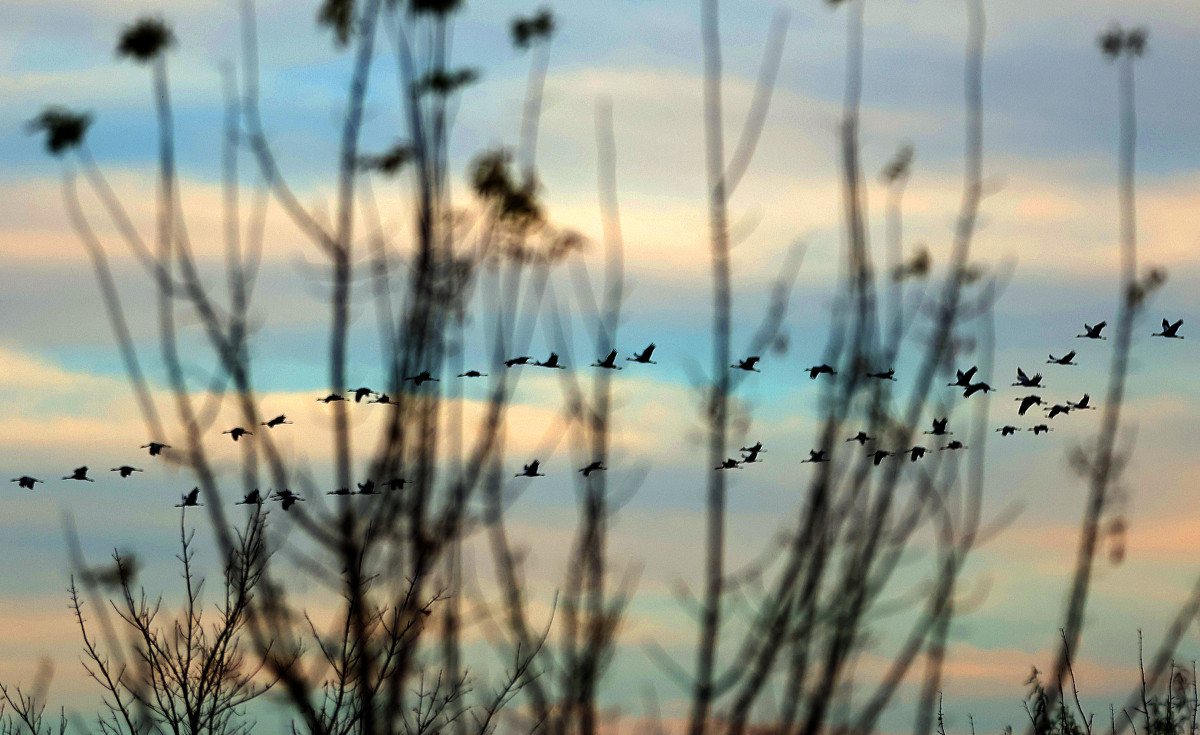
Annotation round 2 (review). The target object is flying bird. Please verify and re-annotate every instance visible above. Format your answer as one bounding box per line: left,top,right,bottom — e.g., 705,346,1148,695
1069,393,1096,410
591,350,622,370
731,357,761,372
1031,424,1052,435
740,442,765,454
516,460,546,477
948,366,978,387
110,466,143,478
316,393,346,403
579,461,606,476
941,440,968,451
962,382,992,398
328,487,353,496
223,427,252,441
272,489,304,511
175,487,202,507
801,450,830,463
10,476,42,490
904,446,927,462
1016,395,1044,416
715,458,742,470
382,478,409,490
261,415,292,428
141,442,171,456
741,446,764,463
1153,318,1184,339
505,356,534,367
846,431,874,445
866,368,896,381
236,490,263,505
370,394,395,405
536,353,565,369
1047,351,1078,366
407,371,439,385
1012,368,1044,388
63,466,94,482
996,426,1020,436
1077,322,1108,340
458,370,487,378
868,449,892,466
352,387,376,402
807,364,836,379
1046,404,1072,419
356,480,376,495
924,418,951,436
628,344,657,364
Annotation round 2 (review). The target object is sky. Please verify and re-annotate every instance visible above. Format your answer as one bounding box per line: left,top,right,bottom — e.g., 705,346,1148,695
1,0,1200,732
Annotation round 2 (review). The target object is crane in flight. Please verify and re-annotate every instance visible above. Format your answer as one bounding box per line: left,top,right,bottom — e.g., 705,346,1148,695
807,364,836,379
1077,322,1108,340
516,460,546,477
1015,395,1044,416
110,466,143,478
591,350,622,370
223,427,252,441
1047,351,1078,366
63,466,94,482
141,442,171,456
579,461,606,476
536,353,565,369
802,450,831,463
1153,318,1184,339
1012,368,1044,388
628,344,657,364
731,357,760,372
175,487,202,507
11,476,42,490
236,490,263,505
261,415,292,429
948,366,978,388
846,431,874,445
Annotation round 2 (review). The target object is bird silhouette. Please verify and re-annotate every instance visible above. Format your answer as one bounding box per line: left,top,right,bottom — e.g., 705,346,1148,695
175,487,202,507
516,460,546,477
317,393,346,403
962,382,993,398
223,427,252,441
1069,393,1096,410
904,446,927,462
63,466,94,482
1047,351,1078,366
110,466,143,478
925,418,951,436
941,440,968,451
1016,395,1044,416
801,450,830,463
407,371,440,385
352,387,375,402
1153,318,1184,339
715,458,742,470
866,368,897,381
1077,322,1108,339
628,344,657,364
591,350,622,370
807,364,837,379
731,357,760,372
458,370,487,378
382,478,409,490
1031,424,1052,435
10,476,42,490
272,489,304,511
236,490,263,505
741,446,764,463
141,442,171,456
505,356,533,367
948,366,978,387
261,415,292,428
328,487,353,496
356,480,376,495
579,461,606,476
868,449,892,465
846,431,874,445
1012,368,1044,388
536,353,565,369
370,394,395,405
996,426,1020,436
1046,404,1072,420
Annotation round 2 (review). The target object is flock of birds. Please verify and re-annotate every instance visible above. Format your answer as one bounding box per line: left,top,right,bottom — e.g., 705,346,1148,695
6,319,1186,508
